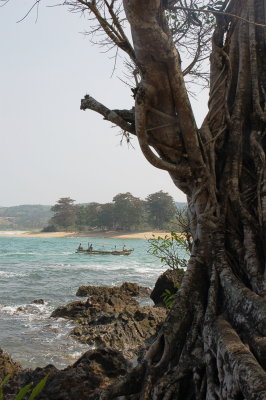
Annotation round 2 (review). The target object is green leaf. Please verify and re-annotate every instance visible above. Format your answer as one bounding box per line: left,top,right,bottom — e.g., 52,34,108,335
15,383,33,400
0,375,12,400
28,375,49,400
0,375,11,388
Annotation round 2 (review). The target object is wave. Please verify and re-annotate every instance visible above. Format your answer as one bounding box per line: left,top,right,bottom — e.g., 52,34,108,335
0,271,27,278
0,302,88,369
0,251,74,258
0,301,51,317
0,231,27,235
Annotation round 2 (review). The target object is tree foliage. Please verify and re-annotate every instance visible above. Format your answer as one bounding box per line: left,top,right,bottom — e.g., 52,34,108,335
146,190,178,229
47,192,179,231
50,197,77,229
112,192,145,230
0,205,52,231
148,231,189,270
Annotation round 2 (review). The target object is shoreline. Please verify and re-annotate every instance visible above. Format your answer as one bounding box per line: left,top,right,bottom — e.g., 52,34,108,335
0,230,173,240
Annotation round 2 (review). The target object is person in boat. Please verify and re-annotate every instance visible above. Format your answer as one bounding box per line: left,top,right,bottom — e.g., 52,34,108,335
88,244,93,252
78,243,84,251
123,245,127,251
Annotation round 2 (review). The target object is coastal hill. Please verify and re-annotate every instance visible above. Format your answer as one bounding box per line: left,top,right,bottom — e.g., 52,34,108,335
0,205,52,231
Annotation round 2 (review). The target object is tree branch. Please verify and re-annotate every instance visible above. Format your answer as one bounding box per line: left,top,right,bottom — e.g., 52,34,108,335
168,3,266,28
73,0,136,62
80,94,135,134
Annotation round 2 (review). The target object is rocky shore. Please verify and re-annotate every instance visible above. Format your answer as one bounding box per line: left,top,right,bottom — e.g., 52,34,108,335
0,269,184,399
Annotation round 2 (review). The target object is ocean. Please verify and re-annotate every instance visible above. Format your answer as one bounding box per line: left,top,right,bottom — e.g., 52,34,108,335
0,236,165,369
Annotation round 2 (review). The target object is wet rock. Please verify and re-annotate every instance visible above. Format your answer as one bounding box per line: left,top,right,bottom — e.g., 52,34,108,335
2,349,131,400
150,268,185,306
120,282,151,297
51,292,139,320
32,299,45,304
52,284,166,360
76,282,151,298
51,301,92,319
71,305,166,359
0,348,22,379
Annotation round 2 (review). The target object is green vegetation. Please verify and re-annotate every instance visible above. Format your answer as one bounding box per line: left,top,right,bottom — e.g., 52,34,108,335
148,232,189,308
0,374,48,400
43,192,186,232
50,197,77,230
146,191,177,229
148,207,191,308
161,286,180,308
0,194,186,232
0,205,52,231
148,231,189,270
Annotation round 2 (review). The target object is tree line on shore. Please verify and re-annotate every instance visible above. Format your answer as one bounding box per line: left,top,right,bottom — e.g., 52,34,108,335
43,191,186,232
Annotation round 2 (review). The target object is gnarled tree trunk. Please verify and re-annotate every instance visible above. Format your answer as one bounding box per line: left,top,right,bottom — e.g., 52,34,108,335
81,0,266,398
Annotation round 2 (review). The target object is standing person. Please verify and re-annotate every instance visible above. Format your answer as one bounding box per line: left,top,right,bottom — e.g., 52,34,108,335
89,244,93,252
78,243,83,251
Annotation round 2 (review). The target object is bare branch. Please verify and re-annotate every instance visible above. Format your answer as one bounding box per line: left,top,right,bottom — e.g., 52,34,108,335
16,0,41,23
169,4,266,28
68,0,136,62
0,0,11,7
80,94,135,134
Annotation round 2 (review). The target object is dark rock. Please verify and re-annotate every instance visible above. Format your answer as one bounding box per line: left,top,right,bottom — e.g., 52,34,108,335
0,278,169,399
86,292,139,308
150,268,185,306
51,301,92,319
70,305,167,359
120,282,151,297
51,292,139,320
32,299,45,304
2,349,131,400
76,282,151,298
51,286,167,359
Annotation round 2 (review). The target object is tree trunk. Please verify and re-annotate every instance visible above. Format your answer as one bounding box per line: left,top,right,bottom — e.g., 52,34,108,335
84,0,266,398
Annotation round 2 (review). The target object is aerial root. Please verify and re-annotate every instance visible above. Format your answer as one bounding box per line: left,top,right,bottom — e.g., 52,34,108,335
214,317,266,399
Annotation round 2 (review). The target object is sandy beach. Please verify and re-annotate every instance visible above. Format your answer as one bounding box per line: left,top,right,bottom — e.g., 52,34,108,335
0,230,172,239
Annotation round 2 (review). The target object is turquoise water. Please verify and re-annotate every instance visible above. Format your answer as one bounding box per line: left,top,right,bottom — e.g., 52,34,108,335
0,236,165,369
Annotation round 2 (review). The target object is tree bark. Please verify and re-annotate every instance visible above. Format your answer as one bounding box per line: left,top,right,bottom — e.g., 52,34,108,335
81,0,266,398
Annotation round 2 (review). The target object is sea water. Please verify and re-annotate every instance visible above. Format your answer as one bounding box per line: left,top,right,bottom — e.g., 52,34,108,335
0,236,166,369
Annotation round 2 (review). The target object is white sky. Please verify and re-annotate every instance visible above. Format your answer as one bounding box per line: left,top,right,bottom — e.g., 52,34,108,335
0,1,209,207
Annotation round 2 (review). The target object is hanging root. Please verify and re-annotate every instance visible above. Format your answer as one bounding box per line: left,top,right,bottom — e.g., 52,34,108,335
214,317,266,399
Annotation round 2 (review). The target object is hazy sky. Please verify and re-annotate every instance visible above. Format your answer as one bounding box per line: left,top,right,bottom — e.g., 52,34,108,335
1,1,208,207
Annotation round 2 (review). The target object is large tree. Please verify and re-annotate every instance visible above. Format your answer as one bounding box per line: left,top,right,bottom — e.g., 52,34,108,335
146,190,177,228
112,192,145,230
50,197,77,229
97,202,115,229
21,0,266,398
78,1,266,398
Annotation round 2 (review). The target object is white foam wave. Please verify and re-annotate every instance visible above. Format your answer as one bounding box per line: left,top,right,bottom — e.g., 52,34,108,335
0,302,52,318
0,271,26,278
0,231,27,235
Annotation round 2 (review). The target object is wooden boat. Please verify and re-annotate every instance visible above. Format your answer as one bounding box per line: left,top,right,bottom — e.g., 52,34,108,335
76,249,133,256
